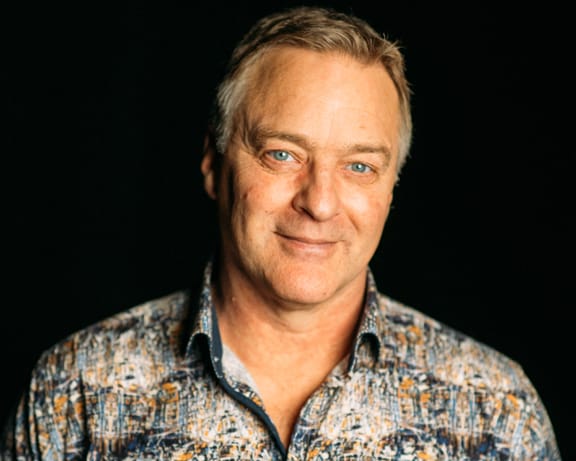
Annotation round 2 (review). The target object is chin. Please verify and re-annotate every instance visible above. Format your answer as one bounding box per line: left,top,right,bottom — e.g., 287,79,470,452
269,270,342,306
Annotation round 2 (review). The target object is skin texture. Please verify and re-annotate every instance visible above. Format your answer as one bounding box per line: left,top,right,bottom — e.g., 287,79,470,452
201,47,401,444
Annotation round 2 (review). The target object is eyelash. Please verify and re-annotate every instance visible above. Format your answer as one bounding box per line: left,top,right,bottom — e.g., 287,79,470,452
267,150,295,162
347,163,373,174
264,150,376,176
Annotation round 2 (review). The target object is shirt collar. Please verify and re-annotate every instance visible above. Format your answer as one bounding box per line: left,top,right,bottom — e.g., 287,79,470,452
347,267,384,371
185,259,224,376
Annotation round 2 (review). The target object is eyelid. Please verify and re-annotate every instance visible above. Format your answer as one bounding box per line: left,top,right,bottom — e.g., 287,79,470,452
266,149,297,162
348,162,373,174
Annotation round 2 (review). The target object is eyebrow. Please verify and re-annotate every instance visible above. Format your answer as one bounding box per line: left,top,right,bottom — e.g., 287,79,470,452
246,125,392,161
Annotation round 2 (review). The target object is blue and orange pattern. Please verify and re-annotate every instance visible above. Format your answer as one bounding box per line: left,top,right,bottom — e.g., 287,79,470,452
1,261,561,460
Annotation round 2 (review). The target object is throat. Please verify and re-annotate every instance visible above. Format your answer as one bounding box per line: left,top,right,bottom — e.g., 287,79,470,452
222,342,349,448
214,288,362,446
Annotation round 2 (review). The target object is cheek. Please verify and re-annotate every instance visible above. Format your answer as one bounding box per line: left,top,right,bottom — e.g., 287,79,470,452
230,181,281,227
239,173,293,211
240,183,269,209
345,189,393,232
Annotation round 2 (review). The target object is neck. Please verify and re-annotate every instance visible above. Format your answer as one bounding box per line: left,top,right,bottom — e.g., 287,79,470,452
211,262,367,448
212,265,366,369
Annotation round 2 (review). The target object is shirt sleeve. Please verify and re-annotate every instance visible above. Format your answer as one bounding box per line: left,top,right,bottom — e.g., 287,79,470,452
0,343,88,461
511,368,563,460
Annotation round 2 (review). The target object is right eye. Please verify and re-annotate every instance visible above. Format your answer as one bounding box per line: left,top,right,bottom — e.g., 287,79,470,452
266,150,295,162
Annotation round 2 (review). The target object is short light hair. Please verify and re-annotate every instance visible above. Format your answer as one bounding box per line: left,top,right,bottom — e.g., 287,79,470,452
210,5,413,173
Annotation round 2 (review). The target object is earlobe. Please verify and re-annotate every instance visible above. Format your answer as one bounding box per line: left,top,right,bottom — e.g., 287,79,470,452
201,134,218,200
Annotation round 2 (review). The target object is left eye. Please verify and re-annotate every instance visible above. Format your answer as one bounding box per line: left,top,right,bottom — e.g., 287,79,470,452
348,162,372,173
268,150,294,162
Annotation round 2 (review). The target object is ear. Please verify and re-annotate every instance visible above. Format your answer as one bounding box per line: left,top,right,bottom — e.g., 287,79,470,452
201,133,218,200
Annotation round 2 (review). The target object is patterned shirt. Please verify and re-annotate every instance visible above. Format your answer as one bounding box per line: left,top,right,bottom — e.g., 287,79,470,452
1,261,561,460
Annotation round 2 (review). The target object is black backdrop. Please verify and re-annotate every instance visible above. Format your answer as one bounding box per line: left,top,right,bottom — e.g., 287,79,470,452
3,2,573,459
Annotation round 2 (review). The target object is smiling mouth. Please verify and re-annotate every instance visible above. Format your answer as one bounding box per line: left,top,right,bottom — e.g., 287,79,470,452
276,233,339,256
283,235,333,245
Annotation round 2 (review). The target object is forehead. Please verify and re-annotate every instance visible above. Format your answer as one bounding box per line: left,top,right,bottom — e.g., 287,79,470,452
248,47,396,100
241,47,400,152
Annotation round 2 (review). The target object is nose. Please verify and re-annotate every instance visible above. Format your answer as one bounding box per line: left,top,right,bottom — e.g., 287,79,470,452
292,163,341,221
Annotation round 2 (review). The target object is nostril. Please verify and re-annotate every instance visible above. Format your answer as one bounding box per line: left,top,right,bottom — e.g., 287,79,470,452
292,174,340,222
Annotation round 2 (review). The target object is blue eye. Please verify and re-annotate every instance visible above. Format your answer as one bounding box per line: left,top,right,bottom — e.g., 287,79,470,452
269,150,293,161
348,162,372,173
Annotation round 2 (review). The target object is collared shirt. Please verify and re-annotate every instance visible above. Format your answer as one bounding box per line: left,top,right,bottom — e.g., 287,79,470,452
1,261,561,460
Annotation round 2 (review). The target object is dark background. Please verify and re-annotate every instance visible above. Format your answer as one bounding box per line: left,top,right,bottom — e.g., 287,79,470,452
3,2,573,459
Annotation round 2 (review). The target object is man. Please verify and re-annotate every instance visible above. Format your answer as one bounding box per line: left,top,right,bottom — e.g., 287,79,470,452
1,5,561,460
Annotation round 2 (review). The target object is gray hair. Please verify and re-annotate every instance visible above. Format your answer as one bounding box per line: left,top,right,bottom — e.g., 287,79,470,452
210,6,413,173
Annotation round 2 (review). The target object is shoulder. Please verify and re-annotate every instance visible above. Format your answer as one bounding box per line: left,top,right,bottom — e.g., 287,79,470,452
377,292,531,393
33,289,192,388
375,292,561,457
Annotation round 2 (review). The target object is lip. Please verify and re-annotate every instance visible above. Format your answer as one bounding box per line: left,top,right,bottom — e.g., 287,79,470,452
281,234,335,245
276,232,339,256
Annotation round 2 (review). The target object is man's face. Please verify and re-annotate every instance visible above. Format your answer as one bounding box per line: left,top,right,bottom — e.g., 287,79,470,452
203,47,401,309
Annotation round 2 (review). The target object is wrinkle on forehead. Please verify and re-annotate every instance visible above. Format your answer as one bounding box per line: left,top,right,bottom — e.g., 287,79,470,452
242,124,392,167
240,47,400,160
248,48,399,144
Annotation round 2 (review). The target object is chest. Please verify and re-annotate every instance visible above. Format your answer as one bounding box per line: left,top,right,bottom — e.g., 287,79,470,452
82,370,523,460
